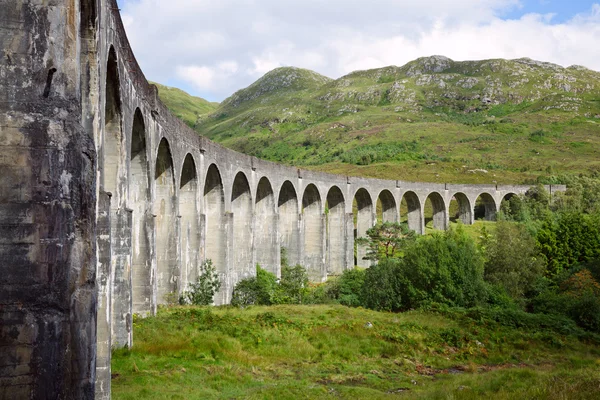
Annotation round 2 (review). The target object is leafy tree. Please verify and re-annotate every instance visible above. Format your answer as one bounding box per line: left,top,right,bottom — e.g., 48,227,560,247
361,258,404,311
356,221,416,261
275,264,309,304
180,259,221,305
337,268,365,307
483,220,545,298
231,265,278,307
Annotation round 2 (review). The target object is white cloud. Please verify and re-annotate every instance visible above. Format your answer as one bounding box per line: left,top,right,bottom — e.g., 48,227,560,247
120,0,600,101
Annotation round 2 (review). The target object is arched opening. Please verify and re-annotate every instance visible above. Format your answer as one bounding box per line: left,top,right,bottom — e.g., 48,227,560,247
278,181,300,266
180,154,199,290
449,192,472,225
231,172,253,286
203,164,226,303
424,192,447,230
499,192,520,219
474,193,497,221
326,186,346,275
103,46,123,201
353,188,373,267
154,138,178,304
400,191,422,234
255,177,278,276
377,190,397,223
130,109,151,315
303,184,324,281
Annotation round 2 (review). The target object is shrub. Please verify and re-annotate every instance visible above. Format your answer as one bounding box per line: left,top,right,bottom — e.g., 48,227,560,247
180,259,221,305
275,264,309,304
338,268,365,307
231,265,277,307
361,258,404,311
355,222,416,261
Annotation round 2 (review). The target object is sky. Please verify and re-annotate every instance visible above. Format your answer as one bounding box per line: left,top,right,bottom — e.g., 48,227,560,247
116,0,600,102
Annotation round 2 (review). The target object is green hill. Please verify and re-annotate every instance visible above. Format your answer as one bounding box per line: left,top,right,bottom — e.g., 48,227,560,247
158,57,600,184
151,82,218,128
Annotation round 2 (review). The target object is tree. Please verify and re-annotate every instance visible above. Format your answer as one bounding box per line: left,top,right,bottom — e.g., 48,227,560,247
180,259,221,305
483,220,544,298
356,221,416,261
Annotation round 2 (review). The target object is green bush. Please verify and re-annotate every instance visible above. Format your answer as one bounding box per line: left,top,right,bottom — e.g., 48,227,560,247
361,258,404,311
180,259,221,305
338,268,366,307
231,265,277,307
275,264,310,304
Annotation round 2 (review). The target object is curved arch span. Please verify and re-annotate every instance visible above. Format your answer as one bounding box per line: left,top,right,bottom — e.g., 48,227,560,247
354,188,373,267
475,192,498,221
424,191,447,231
377,189,397,223
401,191,423,234
255,177,278,275
231,171,253,289
278,181,300,266
326,186,346,275
449,192,472,225
180,154,199,290
203,164,226,304
303,184,324,281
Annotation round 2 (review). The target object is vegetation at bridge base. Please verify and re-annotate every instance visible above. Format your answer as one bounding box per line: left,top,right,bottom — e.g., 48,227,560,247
112,181,600,399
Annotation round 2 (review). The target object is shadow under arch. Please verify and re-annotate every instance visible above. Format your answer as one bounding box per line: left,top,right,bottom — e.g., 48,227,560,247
278,181,300,266
203,164,226,303
180,154,199,290
377,189,397,223
449,192,472,225
354,188,373,267
255,177,278,275
424,191,447,231
130,108,152,315
154,138,178,304
303,184,324,281
326,186,346,275
231,171,253,288
475,192,498,221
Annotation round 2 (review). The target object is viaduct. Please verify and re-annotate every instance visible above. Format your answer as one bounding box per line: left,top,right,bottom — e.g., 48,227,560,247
0,1,565,398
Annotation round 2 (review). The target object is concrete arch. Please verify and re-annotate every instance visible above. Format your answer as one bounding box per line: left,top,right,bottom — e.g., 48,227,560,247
378,189,398,223
203,163,226,304
303,183,325,281
255,176,279,275
278,180,300,266
354,188,374,267
475,192,498,221
401,191,423,234
154,138,178,304
130,108,152,315
425,191,447,230
231,171,253,288
449,192,473,225
326,186,346,275
180,154,199,290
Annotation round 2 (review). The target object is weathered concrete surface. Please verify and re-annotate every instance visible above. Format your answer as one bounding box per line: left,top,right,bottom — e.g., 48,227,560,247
0,0,567,399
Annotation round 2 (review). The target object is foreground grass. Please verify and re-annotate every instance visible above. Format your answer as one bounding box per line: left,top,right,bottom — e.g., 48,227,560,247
112,305,600,399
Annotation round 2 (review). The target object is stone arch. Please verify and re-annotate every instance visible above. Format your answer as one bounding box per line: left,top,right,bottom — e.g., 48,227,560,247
103,45,124,204
278,181,300,266
424,192,447,230
401,191,423,234
499,192,519,217
255,177,278,275
326,186,346,275
231,171,253,287
377,189,397,223
203,164,226,303
129,108,151,315
475,192,498,221
303,184,324,281
180,154,199,290
449,192,472,225
354,188,374,267
154,138,178,304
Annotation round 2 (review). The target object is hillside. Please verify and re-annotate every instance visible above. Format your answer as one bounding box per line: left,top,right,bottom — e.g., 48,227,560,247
151,82,218,128
160,57,600,184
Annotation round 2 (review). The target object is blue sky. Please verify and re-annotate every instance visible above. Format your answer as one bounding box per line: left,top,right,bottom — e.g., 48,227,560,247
117,1,600,101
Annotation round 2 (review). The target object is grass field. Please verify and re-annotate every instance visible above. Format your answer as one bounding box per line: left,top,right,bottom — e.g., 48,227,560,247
112,305,600,399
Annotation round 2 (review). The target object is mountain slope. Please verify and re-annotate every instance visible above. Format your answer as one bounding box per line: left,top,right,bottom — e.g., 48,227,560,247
152,82,218,128
159,57,600,184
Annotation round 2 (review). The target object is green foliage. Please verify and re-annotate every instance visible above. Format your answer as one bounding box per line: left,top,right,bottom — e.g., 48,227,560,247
537,212,600,276
276,264,310,304
337,268,366,307
483,220,545,298
180,259,221,305
355,221,416,260
361,258,405,311
231,265,278,307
